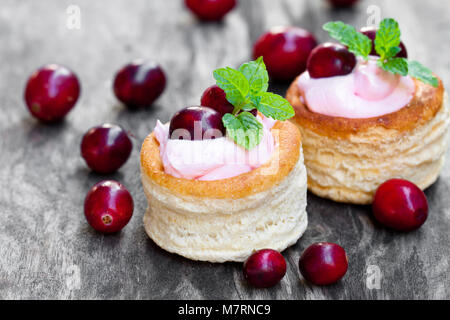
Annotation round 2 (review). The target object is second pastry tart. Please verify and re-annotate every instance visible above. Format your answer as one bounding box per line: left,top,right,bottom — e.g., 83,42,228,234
140,58,307,263
286,19,449,205
288,78,448,205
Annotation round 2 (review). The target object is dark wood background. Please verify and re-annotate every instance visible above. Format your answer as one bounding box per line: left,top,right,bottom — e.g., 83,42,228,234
0,0,449,300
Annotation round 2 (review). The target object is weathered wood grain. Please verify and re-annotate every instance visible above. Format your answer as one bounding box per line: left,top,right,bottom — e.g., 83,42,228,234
0,0,449,299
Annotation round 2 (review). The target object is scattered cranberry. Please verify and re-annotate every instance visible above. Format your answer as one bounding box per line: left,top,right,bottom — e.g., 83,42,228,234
113,60,166,109
307,43,356,79
327,0,359,7
360,27,408,58
84,180,134,234
253,27,317,82
243,249,286,288
373,179,428,232
169,106,225,140
185,0,236,21
24,64,80,123
81,124,133,174
299,242,348,286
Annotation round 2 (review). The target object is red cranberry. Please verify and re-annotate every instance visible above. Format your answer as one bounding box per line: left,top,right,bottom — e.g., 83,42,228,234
253,27,317,82
360,27,408,58
243,249,286,288
24,64,80,123
200,85,257,116
81,124,132,174
185,0,236,21
113,60,166,109
327,0,359,7
169,106,225,140
201,85,234,115
299,242,348,286
307,43,356,79
84,180,134,234
373,179,428,232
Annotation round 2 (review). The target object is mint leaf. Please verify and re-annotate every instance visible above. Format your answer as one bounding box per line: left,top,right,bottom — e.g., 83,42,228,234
323,21,372,59
256,92,295,121
375,18,401,61
379,57,408,76
239,56,269,96
323,21,354,43
386,46,401,59
222,112,263,150
408,61,439,88
322,19,439,89
213,67,249,107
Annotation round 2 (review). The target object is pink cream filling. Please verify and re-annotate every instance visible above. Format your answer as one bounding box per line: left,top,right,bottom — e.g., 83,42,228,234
298,57,415,118
153,115,277,181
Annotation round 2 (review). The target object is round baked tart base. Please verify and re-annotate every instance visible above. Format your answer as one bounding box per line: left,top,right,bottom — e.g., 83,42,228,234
287,77,449,205
140,121,307,263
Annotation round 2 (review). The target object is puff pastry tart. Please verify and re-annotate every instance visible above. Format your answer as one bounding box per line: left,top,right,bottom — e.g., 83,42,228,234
287,20,449,205
141,59,307,262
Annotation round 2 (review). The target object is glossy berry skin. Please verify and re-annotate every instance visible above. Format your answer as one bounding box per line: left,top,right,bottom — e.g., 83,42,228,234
360,27,408,58
169,106,225,140
299,242,348,286
24,64,80,123
200,85,257,116
253,27,317,82
84,180,134,234
201,85,234,115
307,43,357,79
373,179,428,232
113,61,166,108
81,124,132,174
185,0,236,21
243,249,286,288
327,0,359,7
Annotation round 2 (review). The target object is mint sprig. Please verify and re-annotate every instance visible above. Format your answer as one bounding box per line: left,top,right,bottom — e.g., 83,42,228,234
323,19,439,87
380,58,408,76
375,18,401,62
323,21,372,59
213,57,294,150
213,67,249,109
408,61,439,88
222,112,263,151
238,57,269,96
256,92,295,121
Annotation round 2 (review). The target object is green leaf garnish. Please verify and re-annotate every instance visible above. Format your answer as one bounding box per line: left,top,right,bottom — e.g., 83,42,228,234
222,112,263,150
408,61,439,88
213,58,295,150
379,57,408,76
323,19,439,87
238,56,269,96
375,18,401,61
213,67,249,108
374,18,438,86
323,21,372,59
256,92,295,121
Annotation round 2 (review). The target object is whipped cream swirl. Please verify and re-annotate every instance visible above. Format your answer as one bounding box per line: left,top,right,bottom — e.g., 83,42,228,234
298,57,415,118
154,115,277,181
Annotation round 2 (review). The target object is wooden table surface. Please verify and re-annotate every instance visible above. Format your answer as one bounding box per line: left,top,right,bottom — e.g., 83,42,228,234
0,0,449,300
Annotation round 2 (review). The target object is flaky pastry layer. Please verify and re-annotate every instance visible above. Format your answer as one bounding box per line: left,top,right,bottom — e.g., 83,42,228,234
140,120,307,262
142,150,307,262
